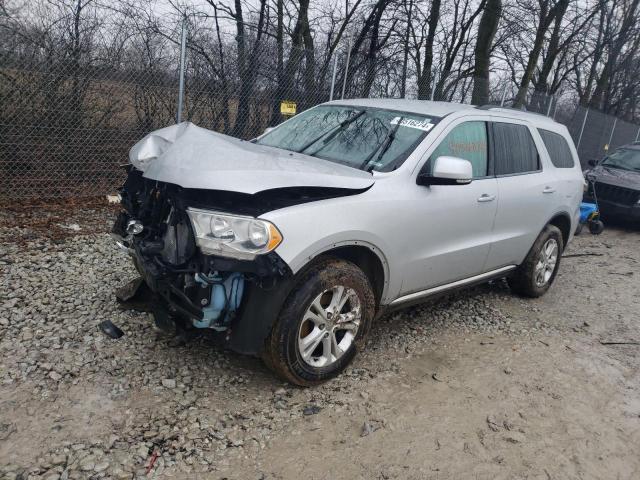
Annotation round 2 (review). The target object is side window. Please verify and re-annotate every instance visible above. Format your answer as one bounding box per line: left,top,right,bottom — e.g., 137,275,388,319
492,122,540,175
538,129,575,168
428,121,488,178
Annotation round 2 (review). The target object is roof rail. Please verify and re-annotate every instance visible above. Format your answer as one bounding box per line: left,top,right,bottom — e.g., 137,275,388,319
475,104,552,118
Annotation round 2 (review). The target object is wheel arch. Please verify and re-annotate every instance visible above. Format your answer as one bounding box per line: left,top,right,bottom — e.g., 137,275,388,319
547,211,572,247
292,241,390,307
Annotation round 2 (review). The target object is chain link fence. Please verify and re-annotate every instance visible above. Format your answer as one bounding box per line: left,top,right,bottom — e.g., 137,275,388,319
2,25,640,200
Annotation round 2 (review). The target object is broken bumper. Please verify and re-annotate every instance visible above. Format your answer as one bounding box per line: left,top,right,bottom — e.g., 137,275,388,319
113,224,294,355
598,200,640,222
112,170,294,355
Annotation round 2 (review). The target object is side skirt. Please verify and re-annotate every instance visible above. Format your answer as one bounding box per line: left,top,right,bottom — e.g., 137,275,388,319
382,265,516,313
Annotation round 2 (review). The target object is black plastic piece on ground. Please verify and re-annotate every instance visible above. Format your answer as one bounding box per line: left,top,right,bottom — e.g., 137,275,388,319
99,320,124,339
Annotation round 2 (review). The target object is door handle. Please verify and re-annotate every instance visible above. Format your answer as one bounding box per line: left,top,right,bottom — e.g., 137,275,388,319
477,194,496,203
542,186,556,194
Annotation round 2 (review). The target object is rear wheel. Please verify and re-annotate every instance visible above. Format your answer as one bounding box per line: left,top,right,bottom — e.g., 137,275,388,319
508,224,563,298
263,258,375,386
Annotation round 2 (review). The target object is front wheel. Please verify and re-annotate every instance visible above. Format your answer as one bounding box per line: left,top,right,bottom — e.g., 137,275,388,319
508,224,563,298
263,257,375,386
588,219,604,235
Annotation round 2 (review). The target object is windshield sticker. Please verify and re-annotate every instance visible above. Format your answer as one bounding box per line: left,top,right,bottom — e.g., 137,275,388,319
390,117,435,132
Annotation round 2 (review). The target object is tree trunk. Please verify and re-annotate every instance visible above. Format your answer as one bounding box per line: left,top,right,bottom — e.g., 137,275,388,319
530,0,568,111
589,0,640,111
232,0,267,138
361,1,387,97
343,0,392,98
513,0,569,108
471,0,502,105
269,0,311,125
417,0,441,99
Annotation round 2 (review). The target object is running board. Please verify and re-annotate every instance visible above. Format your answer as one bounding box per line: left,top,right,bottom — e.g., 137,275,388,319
390,265,516,307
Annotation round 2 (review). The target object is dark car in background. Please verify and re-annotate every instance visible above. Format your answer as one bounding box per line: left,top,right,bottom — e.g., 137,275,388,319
585,143,640,223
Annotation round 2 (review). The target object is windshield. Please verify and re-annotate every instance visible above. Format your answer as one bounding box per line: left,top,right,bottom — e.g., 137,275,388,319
255,105,440,172
601,148,640,172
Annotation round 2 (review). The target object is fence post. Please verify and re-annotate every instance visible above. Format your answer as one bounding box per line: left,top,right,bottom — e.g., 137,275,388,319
176,15,188,124
500,84,507,106
341,38,351,100
576,108,589,150
430,72,438,101
400,0,414,99
329,55,338,101
607,117,617,151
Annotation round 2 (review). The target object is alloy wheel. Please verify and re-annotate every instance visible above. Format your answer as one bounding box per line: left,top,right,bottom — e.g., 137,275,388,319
534,238,558,287
297,286,362,367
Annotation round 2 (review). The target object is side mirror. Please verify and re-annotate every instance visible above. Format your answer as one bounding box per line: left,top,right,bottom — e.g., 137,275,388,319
417,156,473,186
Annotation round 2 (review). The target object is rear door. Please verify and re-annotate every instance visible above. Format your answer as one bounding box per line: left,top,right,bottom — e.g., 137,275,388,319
484,120,557,270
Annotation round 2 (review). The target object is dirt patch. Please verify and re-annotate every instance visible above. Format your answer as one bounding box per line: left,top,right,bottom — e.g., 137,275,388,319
1,207,639,479
0,197,118,244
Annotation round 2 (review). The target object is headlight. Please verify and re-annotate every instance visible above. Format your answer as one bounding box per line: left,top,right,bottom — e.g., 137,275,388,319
186,208,283,259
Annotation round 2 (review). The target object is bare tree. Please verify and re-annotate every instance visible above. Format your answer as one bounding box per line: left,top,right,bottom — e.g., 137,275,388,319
471,0,502,105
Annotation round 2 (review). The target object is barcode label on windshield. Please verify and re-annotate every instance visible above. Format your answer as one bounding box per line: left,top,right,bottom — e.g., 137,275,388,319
391,117,435,132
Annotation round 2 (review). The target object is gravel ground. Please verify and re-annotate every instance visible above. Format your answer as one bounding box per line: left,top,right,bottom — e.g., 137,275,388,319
1,204,639,480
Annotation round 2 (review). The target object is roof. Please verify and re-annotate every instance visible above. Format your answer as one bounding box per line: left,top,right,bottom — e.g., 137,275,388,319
328,98,477,117
328,98,561,128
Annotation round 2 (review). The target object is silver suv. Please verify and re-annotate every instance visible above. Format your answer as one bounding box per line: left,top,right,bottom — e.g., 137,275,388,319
113,99,584,385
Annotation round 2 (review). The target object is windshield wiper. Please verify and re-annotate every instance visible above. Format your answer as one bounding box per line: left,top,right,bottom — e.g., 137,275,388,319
296,110,365,153
359,116,404,171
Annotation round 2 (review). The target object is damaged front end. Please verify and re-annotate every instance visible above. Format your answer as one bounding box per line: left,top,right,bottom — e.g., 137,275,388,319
112,167,293,354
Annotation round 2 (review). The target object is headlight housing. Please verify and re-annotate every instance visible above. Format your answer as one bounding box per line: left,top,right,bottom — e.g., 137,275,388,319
186,208,283,259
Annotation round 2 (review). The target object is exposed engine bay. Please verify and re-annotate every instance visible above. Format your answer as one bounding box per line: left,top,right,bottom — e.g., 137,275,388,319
112,168,292,333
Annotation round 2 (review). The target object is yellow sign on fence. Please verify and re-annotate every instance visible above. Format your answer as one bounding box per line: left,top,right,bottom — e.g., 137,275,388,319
280,101,297,116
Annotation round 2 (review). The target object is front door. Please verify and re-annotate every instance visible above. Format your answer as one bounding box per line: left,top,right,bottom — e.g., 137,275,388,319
400,120,498,295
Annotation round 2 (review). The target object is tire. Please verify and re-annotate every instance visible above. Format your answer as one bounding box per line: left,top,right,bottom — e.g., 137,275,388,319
508,224,563,298
574,223,583,236
263,257,375,386
588,220,604,235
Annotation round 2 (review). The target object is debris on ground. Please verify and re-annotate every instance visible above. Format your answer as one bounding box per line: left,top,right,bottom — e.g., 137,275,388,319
302,405,321,416
486,415,501,432
98,320,124,339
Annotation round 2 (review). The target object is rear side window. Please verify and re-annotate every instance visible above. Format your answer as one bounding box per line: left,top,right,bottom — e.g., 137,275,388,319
492,122,540,175
538,129,575,168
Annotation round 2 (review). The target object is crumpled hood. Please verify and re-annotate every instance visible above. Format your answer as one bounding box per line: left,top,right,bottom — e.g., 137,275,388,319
129,122,375,194
589,165,640,190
